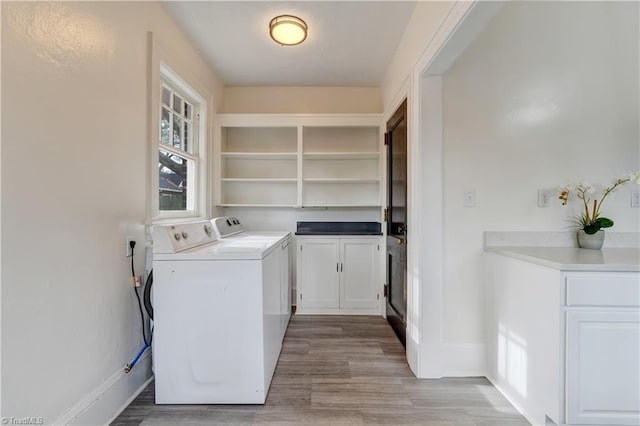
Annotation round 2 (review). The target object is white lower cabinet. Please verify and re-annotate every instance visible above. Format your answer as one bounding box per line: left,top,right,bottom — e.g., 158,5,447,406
297,237,381,314
566,310,640,425
565,274,640,426
298,239,340,308
486,252,640,426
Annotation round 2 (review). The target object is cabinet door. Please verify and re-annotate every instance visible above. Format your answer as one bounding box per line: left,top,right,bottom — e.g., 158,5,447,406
298,239,339,308
566,310,640,425
339,239,379,309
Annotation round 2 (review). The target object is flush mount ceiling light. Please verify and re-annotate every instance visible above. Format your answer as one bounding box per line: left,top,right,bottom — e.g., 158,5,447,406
269,15,307,46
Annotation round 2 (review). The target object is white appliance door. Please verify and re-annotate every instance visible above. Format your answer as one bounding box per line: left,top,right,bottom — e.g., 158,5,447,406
153,260,265,403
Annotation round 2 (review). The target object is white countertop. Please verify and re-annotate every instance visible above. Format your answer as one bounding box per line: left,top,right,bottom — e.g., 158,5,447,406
485,246,640,272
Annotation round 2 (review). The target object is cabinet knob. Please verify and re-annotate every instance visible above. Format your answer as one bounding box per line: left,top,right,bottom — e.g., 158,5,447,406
397,238,406,245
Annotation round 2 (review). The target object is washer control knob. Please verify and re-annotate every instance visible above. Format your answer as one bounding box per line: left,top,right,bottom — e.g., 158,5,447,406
226,219,232,226
174,233,182,241
181,232,188,239
204,225,212,236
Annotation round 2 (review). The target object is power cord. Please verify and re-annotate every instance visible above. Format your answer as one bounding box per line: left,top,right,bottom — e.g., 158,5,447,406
130,241,150,346
125,240,153,374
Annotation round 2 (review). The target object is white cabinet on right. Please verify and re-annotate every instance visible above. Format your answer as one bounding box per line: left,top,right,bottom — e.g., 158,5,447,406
297,236,382,315
565,275,640,426
485,247,640,426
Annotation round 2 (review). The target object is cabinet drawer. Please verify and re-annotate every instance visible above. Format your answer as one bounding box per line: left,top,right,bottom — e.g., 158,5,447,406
566,275,640,307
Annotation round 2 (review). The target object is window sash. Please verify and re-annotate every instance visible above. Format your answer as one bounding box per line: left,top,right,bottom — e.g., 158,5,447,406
158,149,197,214
159,82,198,156
156,76,203,218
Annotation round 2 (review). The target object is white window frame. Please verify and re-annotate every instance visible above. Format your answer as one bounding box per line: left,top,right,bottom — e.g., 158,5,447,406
148,33,210,223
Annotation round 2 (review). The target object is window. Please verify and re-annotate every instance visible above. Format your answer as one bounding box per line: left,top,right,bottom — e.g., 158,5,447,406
155,67,206,219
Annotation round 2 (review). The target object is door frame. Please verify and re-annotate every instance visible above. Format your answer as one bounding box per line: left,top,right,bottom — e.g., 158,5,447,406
382,1,504,378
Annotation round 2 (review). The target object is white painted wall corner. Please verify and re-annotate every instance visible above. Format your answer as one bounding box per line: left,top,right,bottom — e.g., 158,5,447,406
441,343,486,377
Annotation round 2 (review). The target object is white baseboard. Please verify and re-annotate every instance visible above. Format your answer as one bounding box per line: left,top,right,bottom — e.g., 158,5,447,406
486,374,542,426
54,349,153,425
295,308,381,315
441,343,486,377
105,375,154,426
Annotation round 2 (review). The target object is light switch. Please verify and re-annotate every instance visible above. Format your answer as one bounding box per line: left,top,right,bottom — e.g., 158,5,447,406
538,189,550,207
464,189,476,207
631,190,640,208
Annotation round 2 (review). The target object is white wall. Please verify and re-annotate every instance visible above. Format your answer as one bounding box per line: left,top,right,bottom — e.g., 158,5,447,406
381,1,456,111
224,208,380,234
223,86,382,114
442,1,639,360
1,2,222,423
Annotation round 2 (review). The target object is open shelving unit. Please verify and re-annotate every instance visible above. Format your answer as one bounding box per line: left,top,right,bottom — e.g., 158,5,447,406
219,125,298,207
217,115,382,208
302,125,380,207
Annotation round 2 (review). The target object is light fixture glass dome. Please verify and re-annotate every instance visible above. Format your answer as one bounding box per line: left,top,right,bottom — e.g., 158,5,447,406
269,15,307,46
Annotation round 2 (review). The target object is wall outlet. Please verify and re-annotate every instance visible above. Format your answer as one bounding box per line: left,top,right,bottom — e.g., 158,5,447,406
538,189,550,207
463,189,476,207
126,237,135,257
632,190,640,208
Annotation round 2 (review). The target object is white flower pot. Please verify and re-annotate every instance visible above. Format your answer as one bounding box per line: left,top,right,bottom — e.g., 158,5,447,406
577,230,604,250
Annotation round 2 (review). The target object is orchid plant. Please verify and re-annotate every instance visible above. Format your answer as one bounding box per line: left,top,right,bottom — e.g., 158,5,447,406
558,172,640,235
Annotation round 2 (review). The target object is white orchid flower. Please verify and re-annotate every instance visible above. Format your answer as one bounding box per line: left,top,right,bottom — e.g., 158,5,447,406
559,174,637,232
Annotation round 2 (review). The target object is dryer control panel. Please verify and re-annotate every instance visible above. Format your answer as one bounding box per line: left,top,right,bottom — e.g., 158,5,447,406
212,217,244,238
152,221,217,254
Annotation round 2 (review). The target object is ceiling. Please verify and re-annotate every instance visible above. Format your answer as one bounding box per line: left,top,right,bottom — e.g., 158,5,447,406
163,1,417,87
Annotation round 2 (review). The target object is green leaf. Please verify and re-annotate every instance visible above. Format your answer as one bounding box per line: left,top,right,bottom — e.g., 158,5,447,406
584,222,602,234
596,217,614,229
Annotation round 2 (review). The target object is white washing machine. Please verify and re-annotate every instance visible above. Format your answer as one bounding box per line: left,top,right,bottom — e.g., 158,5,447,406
211,217,293,339
152,220,287,404
211,216,290,246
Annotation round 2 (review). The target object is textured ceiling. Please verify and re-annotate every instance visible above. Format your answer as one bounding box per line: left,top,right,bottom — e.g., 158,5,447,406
163,1,417,86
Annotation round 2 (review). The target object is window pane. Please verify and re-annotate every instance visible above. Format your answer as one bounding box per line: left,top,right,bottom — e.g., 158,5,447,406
162,86,171,107
173,94,183,114
161,107,172,144
184,122,192,153
184,102,192,120
159,150,189,211
173,114,182,149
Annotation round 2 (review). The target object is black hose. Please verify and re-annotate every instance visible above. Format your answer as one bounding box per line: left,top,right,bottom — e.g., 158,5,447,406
143,269,154,320
131,245,149,345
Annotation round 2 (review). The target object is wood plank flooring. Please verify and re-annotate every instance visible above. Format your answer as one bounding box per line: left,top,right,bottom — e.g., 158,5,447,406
112,315,529,425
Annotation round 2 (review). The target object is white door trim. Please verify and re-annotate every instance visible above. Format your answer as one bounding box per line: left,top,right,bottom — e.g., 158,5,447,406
404,0,505,378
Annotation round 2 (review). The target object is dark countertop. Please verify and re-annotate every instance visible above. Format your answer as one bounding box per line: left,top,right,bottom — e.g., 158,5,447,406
295,221,382,236
295,232,383,235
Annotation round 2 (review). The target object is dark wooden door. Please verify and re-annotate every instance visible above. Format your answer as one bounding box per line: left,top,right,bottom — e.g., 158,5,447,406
385,99,407,346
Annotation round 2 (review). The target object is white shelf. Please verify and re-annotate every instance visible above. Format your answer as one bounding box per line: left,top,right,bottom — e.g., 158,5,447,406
304,178,380,184
222,152,297,160
219,204,298,208
302,204,382,208
222,178,297,183
303,152,379,160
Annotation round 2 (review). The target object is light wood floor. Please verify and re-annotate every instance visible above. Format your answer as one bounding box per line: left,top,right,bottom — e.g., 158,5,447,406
112,315,529,425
